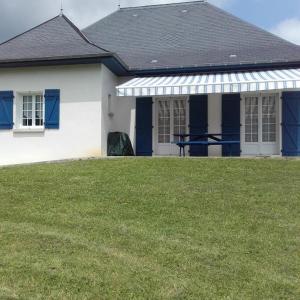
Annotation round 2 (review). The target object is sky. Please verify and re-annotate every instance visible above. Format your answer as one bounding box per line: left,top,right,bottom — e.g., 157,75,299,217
0,0,299,44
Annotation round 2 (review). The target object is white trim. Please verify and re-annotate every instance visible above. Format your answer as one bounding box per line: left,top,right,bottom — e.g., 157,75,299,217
13,128,45,133
152,99,155,155
279,91,283,155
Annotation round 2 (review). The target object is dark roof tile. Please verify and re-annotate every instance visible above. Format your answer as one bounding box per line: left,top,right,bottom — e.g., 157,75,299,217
0,14,109,63
83,1,300,70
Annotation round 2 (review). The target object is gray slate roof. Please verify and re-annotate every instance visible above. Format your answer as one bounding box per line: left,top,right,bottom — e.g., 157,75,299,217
0,15,109,63
83,0,300,71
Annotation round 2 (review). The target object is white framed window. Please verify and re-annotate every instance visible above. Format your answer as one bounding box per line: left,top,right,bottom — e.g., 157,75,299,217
158,99,171,143
262,95,276,142
173,98,187,142
155,96,188,156
245,96,259,143
16,93,44,129
157,97,187,144
243,93,279,144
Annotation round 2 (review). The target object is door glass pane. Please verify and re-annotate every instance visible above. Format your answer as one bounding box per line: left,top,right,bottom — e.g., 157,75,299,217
244,96,258,142
262,95,276,142
158,99,170,143
173,99,186,142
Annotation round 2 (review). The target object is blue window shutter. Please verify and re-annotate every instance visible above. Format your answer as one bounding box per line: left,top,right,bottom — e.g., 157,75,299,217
0,91,14,130
282,92,300,156
45,89,60,129
189,95,208,156
222,94,241,156
136,97,153,156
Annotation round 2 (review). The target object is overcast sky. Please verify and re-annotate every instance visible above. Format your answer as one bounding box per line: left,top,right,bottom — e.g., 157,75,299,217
0,0,300,44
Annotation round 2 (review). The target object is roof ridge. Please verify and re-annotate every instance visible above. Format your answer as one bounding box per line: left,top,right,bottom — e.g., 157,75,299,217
0,15,60,47
61,15,130,70
120,0,206,10
61,15,111,53
0,14,111,54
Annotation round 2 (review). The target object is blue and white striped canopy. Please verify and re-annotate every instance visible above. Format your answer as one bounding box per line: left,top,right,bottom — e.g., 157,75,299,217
116,68,300,97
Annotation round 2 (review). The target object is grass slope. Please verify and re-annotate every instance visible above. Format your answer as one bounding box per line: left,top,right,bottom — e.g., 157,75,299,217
0,158,299,299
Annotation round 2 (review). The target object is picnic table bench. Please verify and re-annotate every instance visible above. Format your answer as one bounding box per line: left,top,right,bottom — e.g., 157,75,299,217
173,133,240,157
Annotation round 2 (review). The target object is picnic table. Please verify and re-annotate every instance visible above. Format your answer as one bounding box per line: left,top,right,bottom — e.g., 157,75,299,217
173,133,240,157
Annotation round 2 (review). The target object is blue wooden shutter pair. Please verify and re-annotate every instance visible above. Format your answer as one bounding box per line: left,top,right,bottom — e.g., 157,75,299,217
189,95,208,156
222,94,241,156
45,89,60,129
136,97,153,156
0,91,14,130
282,92,300,156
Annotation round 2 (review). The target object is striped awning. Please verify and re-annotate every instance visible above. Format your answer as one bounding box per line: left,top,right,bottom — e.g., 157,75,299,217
116,68,300,97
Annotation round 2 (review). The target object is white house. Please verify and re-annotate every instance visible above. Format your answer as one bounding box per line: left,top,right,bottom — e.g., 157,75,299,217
0,1,300,165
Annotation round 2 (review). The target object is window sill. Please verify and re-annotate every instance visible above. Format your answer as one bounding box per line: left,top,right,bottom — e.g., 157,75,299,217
13,128,45,133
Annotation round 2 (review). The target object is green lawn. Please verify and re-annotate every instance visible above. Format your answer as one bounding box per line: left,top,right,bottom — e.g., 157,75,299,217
0,158,299,300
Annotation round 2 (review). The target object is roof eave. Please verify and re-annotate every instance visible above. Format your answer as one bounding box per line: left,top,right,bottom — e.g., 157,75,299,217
0,54,299,77
129,60,300,76
0,53,110,63
0,53,130,76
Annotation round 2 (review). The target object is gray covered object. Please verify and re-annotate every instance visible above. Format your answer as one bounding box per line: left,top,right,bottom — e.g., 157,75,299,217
107,132,134,156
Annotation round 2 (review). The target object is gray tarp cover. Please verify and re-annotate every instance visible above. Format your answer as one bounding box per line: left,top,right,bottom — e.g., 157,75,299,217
107,132,134,156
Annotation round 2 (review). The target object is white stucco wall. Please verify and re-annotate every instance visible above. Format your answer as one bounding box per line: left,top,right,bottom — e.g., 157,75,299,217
208,94,222,156
110,76,136,151
0,64,104,165
99,65,121,156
